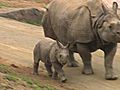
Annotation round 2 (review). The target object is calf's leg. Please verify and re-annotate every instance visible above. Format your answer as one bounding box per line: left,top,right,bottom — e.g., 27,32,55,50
52,63,67,82
33,45,40,75
52,71,58,80
33,61,40,75
45,63,53,77
67,51,79,67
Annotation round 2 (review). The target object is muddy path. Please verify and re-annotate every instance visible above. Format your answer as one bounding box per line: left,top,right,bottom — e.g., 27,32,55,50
0,17,120,90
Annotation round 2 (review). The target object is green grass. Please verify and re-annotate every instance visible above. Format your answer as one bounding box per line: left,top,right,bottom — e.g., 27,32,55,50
0,2,10,8
24,19,42,26
0,64,57,90
0,64,13,74
5,74,19,82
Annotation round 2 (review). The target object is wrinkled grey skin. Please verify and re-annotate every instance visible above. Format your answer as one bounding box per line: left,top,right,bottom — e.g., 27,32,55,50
42,0,120,80
33,38,70,82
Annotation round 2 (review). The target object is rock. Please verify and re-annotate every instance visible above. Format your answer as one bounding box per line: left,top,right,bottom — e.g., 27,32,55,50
0,8,45,26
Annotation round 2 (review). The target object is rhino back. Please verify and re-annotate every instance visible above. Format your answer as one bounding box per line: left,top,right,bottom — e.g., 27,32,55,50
38,38,56,62
45,0,103,44
49,0,103,16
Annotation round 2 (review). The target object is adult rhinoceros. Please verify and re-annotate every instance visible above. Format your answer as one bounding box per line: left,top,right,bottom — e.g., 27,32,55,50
42,0,120,80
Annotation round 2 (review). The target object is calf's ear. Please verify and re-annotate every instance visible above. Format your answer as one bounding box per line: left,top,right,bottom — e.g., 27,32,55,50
65,43,70,48
113,2,118,14
101,3,108,15
56,40,62,48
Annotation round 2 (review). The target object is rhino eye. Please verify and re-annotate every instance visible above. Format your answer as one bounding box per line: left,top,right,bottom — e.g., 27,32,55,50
109,25,112,29
116,32,120,34
59,54,62,58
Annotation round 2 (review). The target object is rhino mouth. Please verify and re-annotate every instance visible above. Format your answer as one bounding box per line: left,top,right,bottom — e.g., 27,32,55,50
60,61,67,65
61,62,67,65
115,35,120,42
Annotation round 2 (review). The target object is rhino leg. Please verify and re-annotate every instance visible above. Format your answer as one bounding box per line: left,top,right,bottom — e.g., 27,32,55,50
102,44,118,80
67,51,79,67
52,63,67,83
33,61,40,75
45,63,53,77
33,44,40,75
52,71,58,80
77,44,94,75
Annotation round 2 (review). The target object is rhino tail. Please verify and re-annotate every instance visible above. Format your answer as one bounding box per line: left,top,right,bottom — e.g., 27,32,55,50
33,42,41,63
41,10,57,40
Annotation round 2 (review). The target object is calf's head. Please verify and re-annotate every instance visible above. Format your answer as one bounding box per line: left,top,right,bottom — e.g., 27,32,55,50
56,41,70,65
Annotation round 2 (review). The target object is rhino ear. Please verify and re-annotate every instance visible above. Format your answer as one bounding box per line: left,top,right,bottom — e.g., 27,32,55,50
101,3,108,15
112,2,118,14
56,40,63,48
65,43,70,48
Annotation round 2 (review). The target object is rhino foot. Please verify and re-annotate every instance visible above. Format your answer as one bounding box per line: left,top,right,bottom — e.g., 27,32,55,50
60,77,67,83
33,72,39,75
105,73,118,80
82,68,94,75
52,76,58,80
52,72,58,80
67,61,79,67
48,73,52,77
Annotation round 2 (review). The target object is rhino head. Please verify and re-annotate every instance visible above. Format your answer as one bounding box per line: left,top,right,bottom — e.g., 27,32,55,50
97,2,120,43
56,41,70,65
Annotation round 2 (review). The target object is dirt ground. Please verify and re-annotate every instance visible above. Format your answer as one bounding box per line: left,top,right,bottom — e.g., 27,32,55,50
0,0,49,8
0,0,49,13
0,17,120,90
0,0,120,90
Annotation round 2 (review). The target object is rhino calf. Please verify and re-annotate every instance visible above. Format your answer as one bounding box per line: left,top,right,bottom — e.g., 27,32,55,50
33,38,70,82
